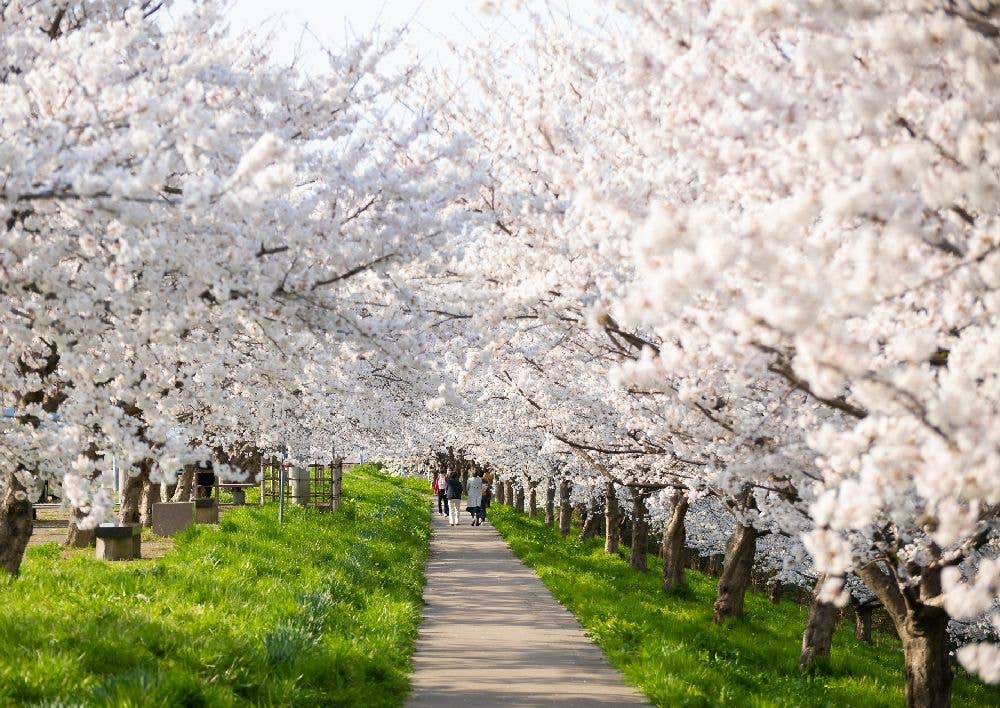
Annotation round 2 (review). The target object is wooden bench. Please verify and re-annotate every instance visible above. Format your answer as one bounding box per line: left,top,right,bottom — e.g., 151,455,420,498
94,524,141,561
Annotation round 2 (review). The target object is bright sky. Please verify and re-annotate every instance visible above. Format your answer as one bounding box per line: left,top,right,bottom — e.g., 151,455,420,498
169,1,497,72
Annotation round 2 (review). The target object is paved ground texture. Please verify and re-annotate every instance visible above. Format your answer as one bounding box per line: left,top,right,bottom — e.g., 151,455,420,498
407,499,649,707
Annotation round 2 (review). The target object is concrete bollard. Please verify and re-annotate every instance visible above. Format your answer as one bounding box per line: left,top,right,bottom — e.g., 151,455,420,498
152,501,194,536
290,466,310,506
95,524,142,561
194,498,219,524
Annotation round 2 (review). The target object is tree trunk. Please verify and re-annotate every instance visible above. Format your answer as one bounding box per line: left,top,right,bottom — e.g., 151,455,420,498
528,485,538,517
629,492,649,571
496,480,505,505
544,481,555,526
331,459,343,511
857,562,952,708
661,491,688,590
579,497,602,541
514,485,524,513
558,480,571,536
139,477,161,527
65,507,96,548
505,481,515,506
604,480,620,554
712,522,758,623
800,576,838,669
768,579,783,604
172,465,195,502
0,471,33,575
855,605,873,643
118,462,151,525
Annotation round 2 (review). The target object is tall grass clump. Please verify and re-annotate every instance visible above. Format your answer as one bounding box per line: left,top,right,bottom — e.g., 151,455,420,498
0,465,430,707
489,506,1000,708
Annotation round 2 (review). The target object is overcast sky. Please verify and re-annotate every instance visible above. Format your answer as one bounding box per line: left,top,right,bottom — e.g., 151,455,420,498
169,1,498,72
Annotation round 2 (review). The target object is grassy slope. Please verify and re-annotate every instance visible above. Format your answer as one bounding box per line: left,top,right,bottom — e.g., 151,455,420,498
0,465,430,707
489,506,1000,708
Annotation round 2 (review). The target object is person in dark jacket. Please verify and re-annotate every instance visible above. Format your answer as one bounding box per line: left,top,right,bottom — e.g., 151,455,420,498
477,484,492,525
445,471,463,526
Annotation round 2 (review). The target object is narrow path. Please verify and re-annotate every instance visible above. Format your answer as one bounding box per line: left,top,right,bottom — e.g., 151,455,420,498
407,499,649,707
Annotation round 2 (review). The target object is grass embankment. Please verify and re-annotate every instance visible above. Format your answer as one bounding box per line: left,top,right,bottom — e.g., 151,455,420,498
489,506,1000,708
0,465,430,707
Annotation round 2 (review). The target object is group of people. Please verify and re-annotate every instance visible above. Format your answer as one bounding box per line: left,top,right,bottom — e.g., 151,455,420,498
432,469,493,526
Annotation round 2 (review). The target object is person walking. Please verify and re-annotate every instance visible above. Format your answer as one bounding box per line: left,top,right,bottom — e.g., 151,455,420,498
477,483,492,525
433,471,449,516
445,471,463,526
466,471,484,526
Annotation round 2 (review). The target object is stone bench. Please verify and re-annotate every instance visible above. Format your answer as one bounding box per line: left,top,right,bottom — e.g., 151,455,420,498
194,498,219,524
95,524,142,561
152,501,194,537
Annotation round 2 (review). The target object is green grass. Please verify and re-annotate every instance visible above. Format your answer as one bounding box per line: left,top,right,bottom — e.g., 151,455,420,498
0,465,430,707
490,506,1000,708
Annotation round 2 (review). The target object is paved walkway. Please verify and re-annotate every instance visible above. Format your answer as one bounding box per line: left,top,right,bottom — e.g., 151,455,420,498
407,499,649,707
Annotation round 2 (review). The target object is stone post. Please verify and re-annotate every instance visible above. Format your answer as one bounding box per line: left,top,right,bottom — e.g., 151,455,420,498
290,464,310,506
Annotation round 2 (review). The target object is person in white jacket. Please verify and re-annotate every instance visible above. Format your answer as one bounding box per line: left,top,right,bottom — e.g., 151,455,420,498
465,471,484,526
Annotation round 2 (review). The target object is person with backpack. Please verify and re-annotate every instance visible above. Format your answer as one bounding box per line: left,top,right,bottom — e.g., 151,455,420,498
433,470,449,516
466,470,484,526
445,471,463,526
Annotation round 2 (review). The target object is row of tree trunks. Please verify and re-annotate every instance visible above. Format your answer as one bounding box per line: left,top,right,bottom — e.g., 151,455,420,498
544,483,555,527
0,470,34,575
661,491,689,590
558,480,571,536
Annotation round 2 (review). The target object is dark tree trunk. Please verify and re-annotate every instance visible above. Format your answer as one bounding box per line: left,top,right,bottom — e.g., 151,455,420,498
0,471,33,575
544,480,555,527
514,485,525,513
857,563,952,708
65,507,96,548
768,579,783,604
505,481,515,506
661,491,688,590
604,480,620,554
172,465,195,502
331,459,343,512
118,461,152,525
855,605,873,643
558,480,571,536
139,477,161,527
712,522,759,623
528,485,538,517
800,576,838,669
496,480,505,505
579,497,602,541
629,492,649,571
